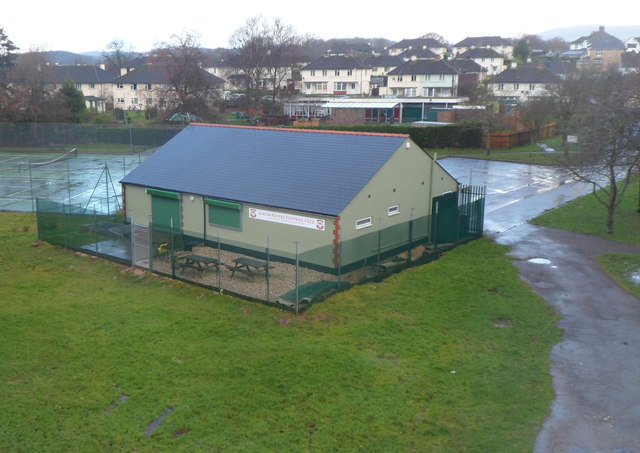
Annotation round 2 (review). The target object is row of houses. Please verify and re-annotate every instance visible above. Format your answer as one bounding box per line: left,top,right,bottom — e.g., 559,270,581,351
29,27,640,117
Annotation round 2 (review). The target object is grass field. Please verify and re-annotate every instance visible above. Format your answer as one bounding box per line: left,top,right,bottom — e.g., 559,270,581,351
531,174,640,300
0,213,561,452
531,175,640,247
434,136,576,165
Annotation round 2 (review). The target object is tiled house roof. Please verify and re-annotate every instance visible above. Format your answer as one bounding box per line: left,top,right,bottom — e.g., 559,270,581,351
301,55,366,71
387,59,457,75
42,65,118,84
489,66,561,84
114,64,224,85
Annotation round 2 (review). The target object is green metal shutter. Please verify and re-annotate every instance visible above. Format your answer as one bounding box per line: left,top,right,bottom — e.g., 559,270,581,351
205,198,241,230
151,196,181,232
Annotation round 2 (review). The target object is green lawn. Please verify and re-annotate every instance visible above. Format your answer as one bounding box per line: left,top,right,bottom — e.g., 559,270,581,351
435,136,574,165
0,213,561,452
531,175,640,247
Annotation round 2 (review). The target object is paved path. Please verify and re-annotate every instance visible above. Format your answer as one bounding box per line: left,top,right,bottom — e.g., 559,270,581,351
439,158,640,453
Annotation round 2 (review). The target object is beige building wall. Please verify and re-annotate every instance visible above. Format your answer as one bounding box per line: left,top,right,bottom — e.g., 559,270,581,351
301,68,370,95
340,138,457,241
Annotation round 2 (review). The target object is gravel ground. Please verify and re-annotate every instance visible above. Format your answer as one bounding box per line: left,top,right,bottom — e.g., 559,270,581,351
148,245,381,306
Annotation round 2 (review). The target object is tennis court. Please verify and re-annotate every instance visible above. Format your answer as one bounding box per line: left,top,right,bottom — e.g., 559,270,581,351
0,150,150,213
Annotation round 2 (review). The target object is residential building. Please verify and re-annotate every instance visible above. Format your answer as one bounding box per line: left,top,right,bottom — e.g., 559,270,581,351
42,64,118,112
112,64,224,111
455,48,505,75
570,26,626,71
387,38,448,58
300,55,369,95
363,55,404,96
452,36,514,60
387,60,459,98
487,65,561,102
625,36,640,53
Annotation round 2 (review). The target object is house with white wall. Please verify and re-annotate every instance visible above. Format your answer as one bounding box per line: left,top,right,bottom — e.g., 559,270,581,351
300,55,370,95
42,65,117,112
452,36,514,60
487,65,561,102
386,60,459,98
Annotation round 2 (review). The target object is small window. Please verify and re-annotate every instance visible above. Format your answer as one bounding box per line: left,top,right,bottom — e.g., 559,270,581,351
388,205,400,216
355,217,372,230
310,69,316,76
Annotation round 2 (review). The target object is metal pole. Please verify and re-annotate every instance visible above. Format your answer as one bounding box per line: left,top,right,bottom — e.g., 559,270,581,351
295,241,300,315
29,162,35,212
266,236,271,302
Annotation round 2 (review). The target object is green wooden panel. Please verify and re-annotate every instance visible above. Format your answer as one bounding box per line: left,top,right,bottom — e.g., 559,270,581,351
152,196,181,232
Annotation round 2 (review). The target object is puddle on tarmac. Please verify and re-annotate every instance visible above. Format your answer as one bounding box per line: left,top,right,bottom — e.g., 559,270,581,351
529,258,551,265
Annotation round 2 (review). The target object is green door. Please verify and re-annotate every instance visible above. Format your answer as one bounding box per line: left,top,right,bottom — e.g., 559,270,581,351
150,193,181,233
431,192,458,244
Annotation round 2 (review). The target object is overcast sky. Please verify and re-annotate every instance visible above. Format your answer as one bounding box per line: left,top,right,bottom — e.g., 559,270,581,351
2,0,636,53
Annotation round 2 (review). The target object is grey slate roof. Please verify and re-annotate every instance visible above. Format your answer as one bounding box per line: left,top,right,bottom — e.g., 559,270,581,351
398,48,438,60
489,66,561,84
457,48,503,59
301,55,366,71
114,64,225,86
121,124,409,216
43,65,118,84
451,59,484,73
572,28,626,50
388,38,446,50
364,55,404,68
454,36,512,47
387,59,457,75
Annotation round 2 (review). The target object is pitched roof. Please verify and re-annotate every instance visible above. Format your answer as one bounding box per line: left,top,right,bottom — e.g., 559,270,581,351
489,66,561,84
388,38,446,50
398,47,438,60
571,27,626,50
450,59,484,73
457,48,503,59
301,55,366,71
42,65,117,84
453,36,512,47
121,124,409,216
114,64,225,85
387,59,457,75
364,55,404,68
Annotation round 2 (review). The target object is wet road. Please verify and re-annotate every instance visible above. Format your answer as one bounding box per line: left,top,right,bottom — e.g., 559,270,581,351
439,157,640,453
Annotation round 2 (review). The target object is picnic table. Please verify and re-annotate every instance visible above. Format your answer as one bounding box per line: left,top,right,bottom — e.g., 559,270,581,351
230,257,273,277
177,254,220,273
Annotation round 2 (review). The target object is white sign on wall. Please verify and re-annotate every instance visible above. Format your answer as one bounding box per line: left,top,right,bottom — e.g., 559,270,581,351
248,207,325,231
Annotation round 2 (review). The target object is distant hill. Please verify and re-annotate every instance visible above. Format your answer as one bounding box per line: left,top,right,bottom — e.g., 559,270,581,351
38,50,100,65
537,25,639,42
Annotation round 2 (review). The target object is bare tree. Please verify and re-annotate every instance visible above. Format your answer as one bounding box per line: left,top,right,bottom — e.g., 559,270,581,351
102,39,137,73
518,97,555,144
229,16,303,112
558,71,640,234
151,31,224,120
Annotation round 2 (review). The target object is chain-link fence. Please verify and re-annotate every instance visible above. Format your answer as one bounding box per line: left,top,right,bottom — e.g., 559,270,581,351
0,122,182,150
36,186,485,312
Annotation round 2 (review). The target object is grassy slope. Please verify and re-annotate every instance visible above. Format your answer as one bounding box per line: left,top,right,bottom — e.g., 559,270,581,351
0,213,561,452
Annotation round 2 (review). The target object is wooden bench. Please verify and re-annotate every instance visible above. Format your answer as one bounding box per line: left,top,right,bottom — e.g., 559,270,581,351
176,254,219,274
